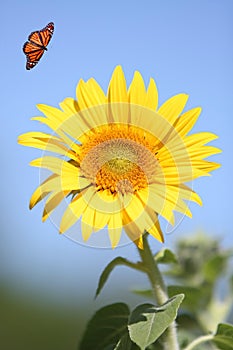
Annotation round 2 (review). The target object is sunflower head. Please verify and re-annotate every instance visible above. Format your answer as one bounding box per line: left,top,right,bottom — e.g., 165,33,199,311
18,66,221,249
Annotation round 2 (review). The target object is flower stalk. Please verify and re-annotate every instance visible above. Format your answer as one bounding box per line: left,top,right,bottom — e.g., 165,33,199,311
137,233,180,350
183,334,214,350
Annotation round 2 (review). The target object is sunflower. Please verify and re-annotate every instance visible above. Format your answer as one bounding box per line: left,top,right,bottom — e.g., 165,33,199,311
18,66,220,248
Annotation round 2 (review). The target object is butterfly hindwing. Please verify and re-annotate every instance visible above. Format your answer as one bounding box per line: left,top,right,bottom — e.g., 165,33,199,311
25,47,44,70
23,41,43,54
23,22,54,70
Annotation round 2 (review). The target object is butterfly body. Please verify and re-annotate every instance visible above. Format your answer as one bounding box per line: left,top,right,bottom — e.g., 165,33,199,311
23,22,54,70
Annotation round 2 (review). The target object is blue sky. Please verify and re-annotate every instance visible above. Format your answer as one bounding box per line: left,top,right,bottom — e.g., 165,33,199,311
1,0,232,303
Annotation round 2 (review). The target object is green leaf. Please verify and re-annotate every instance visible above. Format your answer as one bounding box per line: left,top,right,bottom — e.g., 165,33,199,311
154,248,178,264
114,333,139,349
95,257,143,298
79,303,130,350
128,294,184,350
132,285,201,312
213,323,233,350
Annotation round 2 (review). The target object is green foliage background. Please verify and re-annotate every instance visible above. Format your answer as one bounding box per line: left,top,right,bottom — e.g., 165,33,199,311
0,286,86,350
1,233,232,350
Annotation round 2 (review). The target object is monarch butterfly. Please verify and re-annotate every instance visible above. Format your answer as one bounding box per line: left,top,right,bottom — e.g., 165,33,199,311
23,22,54,70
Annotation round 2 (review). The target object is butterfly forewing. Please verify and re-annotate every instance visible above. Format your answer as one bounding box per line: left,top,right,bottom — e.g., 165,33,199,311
23,22,54,70
39,22,54,47
27,31,44,47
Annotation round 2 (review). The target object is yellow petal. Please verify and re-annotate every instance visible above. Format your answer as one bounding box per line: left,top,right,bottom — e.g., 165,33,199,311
133,207,160,239
18,132,77,160
77,78,106,108
93,210,110,230
148,222,164,242
37,104,65,123
137,187,174,223
59,190,92,233
76,79,108,129
123,210,143,243
185,132,219,148
144,78,159,111
37,102,92,144
42,191,68,221
161,165,209,183
127,72,147,126
88,190,122,214
107,66,128,123
30,156,79,175
191,160,221,172
80,101,109,129
107,66,128,103
175,107,201,136
86,78,106,105
176,184,202,206
30,175,59,209
145,209,164,242
59,97,79,115
31,116,81,153
152,183,195,218
30,157,87,193
122,193,145,223
134,235,144,249
128,71,147,106
122,212,145,249
19,131,61,142
108,212,122,248
164,187,192,218
81,206,96,240
81,221,93,241
188,146,222,159
157,93,189,125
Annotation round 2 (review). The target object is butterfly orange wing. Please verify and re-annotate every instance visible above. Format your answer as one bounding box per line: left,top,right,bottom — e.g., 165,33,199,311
39,22,54,47
23,41,45,70
23,22,54,70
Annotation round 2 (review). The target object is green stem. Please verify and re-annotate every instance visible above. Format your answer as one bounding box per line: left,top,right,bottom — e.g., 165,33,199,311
118,259,147,273
137,233,180,350
183,334,214,350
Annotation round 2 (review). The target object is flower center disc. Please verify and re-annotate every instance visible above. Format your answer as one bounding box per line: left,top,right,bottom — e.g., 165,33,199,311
79,127,158,195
